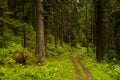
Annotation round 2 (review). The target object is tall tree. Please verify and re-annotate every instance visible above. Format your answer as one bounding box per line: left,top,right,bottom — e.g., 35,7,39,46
32,0,37,31
86,0,89,52
35,0,46,65
95,0,106,62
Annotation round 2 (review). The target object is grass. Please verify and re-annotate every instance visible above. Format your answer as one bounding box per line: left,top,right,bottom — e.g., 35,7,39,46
1,41,120,80
76,47,120,80
0,55,76,80
0,43,76,80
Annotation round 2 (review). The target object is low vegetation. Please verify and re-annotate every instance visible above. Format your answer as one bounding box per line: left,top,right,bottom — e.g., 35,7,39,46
1,43,120,80
0,43,76,80
76,47,120,80
0,0,120,79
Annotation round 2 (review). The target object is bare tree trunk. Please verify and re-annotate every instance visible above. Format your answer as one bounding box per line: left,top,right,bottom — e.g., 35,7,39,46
35,0,46,65
96,0,105,62
22,1,27,48
86,0,89,52
53,1,58,49
23,27,26,48
54,14,57,49
60,9,63,46
32,0,37,31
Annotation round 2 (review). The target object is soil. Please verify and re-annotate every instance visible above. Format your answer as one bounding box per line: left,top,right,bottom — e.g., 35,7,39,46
69,56,82,80
69,54,92,80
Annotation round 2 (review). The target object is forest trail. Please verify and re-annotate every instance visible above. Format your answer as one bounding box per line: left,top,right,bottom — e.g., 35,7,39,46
69,54,92,80
69,56,82,80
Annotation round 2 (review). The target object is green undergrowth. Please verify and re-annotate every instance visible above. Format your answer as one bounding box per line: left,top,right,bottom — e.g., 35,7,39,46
46,34,72,57
0,55,75,80
0,42,75,80
76,47,120,80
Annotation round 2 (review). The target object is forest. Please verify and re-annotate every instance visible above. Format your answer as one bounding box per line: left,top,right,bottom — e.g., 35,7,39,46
0,0,120,80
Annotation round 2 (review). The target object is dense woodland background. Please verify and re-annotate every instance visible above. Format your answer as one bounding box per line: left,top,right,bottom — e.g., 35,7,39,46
0,0,120,80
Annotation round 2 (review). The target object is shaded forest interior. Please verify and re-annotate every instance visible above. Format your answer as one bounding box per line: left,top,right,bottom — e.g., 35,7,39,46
0,0,120,80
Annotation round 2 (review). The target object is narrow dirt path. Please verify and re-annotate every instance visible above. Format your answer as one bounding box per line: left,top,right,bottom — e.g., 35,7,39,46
69,56,82,80
77,59,92,80
69,54,92,80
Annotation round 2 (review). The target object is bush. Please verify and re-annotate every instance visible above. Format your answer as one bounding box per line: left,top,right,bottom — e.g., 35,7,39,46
0,43,35,66
0,48,15,66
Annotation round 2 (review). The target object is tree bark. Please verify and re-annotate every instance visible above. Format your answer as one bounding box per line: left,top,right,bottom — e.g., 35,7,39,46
23,27,26,48
22,1,27,48
35,0,46,65
53,1,58,49
86,0,89,52
32,0,37,31
96,0,105,62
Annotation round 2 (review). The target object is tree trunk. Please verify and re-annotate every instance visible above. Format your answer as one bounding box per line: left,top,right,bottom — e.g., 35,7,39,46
23,27,26,48
22,1,27,48
35,0,46,65
32,0,37,31
96,0,105,62
86,0,89,52
60,9,63,46
44,15,48,55
93,1,96,48
53,1,58,49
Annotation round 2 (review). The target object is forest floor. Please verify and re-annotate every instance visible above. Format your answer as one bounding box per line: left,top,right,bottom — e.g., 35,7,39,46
69,53,92,80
